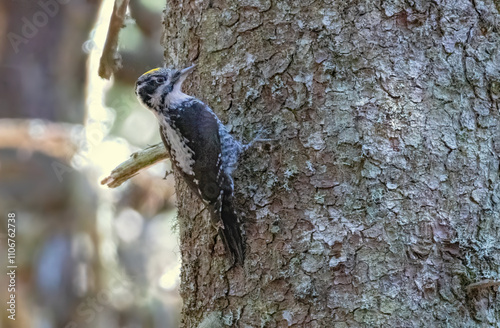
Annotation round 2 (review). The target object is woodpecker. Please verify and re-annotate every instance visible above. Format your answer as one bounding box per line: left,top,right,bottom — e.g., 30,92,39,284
135,65,245,264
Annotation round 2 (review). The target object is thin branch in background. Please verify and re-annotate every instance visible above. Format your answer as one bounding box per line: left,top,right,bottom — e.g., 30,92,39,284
101,143,169,188
0,119,77,160
98,0,130,79
466,279,500,292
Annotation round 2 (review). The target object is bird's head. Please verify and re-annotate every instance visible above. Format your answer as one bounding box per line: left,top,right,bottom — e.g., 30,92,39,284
135,65,196,110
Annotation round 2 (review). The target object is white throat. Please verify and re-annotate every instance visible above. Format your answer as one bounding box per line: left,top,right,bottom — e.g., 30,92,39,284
165,83,191,107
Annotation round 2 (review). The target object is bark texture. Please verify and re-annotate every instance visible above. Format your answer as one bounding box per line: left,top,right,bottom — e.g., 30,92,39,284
162,0,500,326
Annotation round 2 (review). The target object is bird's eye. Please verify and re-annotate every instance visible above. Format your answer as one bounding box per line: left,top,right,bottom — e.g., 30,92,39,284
156,77,166,83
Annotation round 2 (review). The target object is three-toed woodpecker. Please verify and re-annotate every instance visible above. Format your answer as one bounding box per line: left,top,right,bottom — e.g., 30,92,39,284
135,65,245,264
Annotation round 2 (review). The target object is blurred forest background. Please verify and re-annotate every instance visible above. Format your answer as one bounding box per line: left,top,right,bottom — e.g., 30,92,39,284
0,0,183,327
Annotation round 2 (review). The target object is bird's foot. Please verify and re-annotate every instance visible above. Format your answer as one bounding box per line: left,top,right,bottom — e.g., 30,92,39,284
242,129,276,152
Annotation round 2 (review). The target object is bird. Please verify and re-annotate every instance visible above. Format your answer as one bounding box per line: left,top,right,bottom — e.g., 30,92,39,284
135,65,245,264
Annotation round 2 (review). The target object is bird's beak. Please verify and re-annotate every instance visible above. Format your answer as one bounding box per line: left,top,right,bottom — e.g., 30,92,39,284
180,64,196,77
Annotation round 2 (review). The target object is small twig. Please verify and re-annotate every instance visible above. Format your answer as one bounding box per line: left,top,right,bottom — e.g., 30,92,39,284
101,143,169,188
466,279,500,292
98,0,130,79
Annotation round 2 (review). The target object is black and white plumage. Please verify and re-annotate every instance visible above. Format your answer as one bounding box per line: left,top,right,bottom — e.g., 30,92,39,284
135,66,245,264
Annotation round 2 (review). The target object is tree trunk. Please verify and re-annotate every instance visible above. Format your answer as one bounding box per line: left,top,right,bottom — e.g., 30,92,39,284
163,0,500,326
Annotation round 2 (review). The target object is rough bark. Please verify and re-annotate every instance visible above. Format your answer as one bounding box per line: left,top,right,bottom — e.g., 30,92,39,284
162,0,500,326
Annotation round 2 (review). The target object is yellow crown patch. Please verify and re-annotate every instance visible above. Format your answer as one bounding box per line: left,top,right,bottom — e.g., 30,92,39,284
143,67,161,75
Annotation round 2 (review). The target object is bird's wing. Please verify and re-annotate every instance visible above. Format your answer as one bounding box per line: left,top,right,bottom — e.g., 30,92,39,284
167,100,223,203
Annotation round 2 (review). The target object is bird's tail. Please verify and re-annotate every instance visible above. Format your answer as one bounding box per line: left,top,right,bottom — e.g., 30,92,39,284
213,191,245,265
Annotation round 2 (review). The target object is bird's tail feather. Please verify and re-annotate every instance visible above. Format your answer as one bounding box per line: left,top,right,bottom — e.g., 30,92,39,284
213,192,245,265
